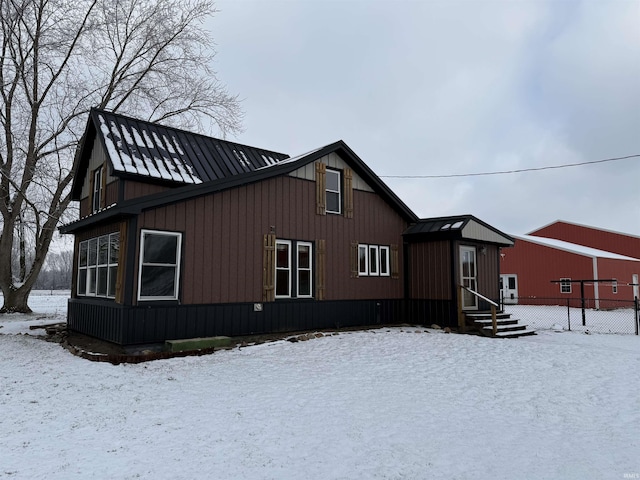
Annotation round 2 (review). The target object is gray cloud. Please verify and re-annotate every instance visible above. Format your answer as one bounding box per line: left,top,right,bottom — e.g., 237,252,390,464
210,0,640,236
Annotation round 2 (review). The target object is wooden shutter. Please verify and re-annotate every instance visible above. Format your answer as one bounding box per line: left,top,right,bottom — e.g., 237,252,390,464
115,221,127,304
263,233,276,302
315,162,326,215
344,168,353,219
316,239,326,300
100,165,107,209
350,242,359,278
391,244,400,279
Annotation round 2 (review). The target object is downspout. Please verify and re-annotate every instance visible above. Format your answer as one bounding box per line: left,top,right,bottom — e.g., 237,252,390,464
592,257,600,310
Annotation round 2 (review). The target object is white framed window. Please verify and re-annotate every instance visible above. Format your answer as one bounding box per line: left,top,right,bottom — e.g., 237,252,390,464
275,240,292,298
612,281,618,294
78,232,119,298
379,246,390,276
358,243,390,277
358,244,368,275
92,167,103,213
326,169,341,214
369,245,379,276
138,230,182,301
297,242,313,298
560,278,571,294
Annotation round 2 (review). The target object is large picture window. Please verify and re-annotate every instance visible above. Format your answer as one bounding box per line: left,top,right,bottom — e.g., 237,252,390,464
326,169,341,214
78,232,119,298
138,230,182,301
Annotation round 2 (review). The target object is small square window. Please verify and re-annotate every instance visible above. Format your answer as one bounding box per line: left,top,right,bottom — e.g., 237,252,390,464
560,278,571,294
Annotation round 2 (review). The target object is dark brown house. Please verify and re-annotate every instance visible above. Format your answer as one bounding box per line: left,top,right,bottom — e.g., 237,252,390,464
60,109,514,345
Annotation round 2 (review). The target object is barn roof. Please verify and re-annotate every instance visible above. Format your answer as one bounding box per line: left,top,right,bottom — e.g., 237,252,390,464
514,235,640,261
403,215,514,246
70,109,290,199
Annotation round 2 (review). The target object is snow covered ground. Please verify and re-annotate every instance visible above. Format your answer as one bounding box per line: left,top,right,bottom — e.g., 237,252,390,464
1,293,639,480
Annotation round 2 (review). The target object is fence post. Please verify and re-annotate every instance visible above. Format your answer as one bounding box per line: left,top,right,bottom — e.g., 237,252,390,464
635,296,639,336
567,298,571,331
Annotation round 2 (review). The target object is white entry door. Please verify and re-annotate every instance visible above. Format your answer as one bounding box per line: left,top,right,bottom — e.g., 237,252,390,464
460,246,478,310
500,274,518,304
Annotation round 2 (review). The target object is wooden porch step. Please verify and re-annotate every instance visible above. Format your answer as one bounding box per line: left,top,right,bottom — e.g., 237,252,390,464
482,323,528,334
464,310,536,338
465,312,512,321
473,318,519,326
494,329,537,338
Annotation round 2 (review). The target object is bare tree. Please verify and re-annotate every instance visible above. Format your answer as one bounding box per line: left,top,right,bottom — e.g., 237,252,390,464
0,0,242,312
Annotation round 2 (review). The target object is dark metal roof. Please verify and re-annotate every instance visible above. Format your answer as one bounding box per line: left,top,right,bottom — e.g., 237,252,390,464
61,139,419,234
71,109,289,199
404,215,514,246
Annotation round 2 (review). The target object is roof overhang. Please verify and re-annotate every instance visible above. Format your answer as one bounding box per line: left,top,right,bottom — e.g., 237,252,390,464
404,215,515,246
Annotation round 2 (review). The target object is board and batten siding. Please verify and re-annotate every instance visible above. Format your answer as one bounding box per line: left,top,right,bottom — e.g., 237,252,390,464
288,152,374,192
133,175,407,306
408,241,452,300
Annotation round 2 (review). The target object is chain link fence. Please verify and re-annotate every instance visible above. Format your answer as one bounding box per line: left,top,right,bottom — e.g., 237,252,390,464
501,297,640,335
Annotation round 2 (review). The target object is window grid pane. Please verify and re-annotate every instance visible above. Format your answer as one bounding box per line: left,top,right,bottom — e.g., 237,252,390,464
275,240,291,298
326,169,341,214
297,243,313,298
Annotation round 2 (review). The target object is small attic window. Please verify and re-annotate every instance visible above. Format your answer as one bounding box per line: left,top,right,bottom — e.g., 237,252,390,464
441,224,451,230
451,221,464,229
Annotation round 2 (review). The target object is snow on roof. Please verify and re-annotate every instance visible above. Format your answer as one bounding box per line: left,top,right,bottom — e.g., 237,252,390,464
515,234,640,261
256,145,326,170
94,110,291,187
98,113,201,184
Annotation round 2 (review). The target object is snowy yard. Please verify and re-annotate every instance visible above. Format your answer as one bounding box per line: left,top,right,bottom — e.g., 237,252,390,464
1,293,639,479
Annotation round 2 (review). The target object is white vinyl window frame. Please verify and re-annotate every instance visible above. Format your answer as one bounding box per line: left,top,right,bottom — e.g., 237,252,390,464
325,168,342,214
560,278,572,294
368,245,379,276
358,244,368,276
379,246,390,276
77,232,119,298
297,241,313,298
358,244,390,277
275,239,292,299
138,229,182,301
612,281,618,294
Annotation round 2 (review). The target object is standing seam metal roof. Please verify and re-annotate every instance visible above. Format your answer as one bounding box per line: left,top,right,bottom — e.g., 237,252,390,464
82,109,290,191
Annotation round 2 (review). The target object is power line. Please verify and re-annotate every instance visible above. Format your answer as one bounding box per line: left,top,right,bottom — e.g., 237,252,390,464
379,154,640,179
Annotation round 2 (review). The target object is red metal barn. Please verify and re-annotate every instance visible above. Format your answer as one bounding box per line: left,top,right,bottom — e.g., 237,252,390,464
529,220,640,259
500,234,640,309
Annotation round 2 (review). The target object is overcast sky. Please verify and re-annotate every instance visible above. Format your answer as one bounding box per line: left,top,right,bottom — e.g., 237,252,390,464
207,0,640,237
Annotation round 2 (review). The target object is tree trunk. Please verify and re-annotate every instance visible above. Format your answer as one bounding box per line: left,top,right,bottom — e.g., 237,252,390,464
0,287,32,313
